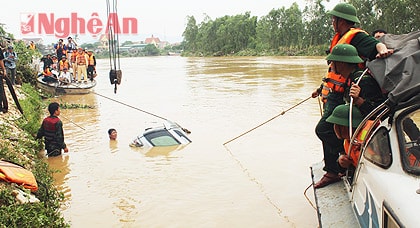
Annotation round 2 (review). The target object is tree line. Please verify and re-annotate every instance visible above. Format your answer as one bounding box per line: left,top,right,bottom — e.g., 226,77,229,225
181,0,420,56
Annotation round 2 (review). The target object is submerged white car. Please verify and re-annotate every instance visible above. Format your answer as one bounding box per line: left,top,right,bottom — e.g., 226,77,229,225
130,120,192,147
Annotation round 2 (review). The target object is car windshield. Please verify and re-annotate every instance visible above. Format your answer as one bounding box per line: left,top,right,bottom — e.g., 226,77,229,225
145,129,180,146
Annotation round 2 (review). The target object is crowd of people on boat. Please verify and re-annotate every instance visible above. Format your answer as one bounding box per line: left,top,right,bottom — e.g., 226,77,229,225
39,36,96,85
310,3,420,189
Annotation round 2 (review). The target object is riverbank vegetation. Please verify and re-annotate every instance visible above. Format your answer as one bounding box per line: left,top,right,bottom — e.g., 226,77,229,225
0,26,69,226
182,0,420,56
0,84,69,227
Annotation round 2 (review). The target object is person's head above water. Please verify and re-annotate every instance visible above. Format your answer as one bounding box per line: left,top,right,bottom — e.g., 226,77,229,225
108,128,117,140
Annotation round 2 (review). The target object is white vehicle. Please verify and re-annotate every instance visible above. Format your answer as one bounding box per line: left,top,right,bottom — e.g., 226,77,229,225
130,120,192,147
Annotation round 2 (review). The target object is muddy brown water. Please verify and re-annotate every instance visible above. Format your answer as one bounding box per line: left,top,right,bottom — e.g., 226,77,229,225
47,56,327,227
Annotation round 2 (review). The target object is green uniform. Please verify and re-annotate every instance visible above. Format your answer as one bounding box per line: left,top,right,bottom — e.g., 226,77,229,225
344,70,386,116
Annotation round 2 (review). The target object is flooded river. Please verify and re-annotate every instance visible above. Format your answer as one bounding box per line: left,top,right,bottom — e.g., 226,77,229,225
47,56,327,227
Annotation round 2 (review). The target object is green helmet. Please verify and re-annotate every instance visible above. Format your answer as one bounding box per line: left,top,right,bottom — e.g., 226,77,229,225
326,104,363,128
326,44,363,63
328,3,360,24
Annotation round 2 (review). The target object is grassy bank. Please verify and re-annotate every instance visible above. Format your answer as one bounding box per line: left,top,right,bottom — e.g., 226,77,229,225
0,84,69,227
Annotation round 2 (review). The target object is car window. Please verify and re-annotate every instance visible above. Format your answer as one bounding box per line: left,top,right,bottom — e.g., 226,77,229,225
145,130,180,146
151,136,180,146
400,109,420,174
364,127,392,168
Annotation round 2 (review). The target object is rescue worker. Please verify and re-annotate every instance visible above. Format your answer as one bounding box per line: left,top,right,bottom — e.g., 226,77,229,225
59,56,70,73
36,102,69,157
327,103,379,182
39,67,58,83
313,44,385,189
86,50,96,81
28,41,36,50
326,104,366,168
312,3,392,188
70,50,78,82
75,48,88,83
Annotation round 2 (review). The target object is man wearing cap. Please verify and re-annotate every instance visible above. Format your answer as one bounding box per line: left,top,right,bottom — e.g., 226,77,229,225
3,46,18,85
325,104,374,177
59,55,70,72
313,44,385,188
312,3,392,103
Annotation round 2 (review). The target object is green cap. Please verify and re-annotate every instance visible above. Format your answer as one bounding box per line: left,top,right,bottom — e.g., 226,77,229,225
326,44,363,63
326,104,363,128
328,3,360,24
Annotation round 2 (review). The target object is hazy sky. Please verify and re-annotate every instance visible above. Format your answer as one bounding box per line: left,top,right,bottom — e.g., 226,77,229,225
1,0,339,44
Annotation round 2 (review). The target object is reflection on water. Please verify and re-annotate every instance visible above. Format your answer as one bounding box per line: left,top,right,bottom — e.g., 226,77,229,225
47,56,327,227
130,145,184,158
48,155,71,210
109,140,118,153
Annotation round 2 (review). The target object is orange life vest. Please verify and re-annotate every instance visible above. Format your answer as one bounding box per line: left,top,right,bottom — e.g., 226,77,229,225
77,53,87,65
71,52,77,63
43,68,53,76
320,28,368,103
59,60,70,70
0,160,38,192
29,43,36,50
344,120,376,167
88,55,95,65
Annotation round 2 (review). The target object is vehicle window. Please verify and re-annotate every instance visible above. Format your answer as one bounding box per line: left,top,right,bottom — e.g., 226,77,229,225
145,130,180,146
400,109,420,173
364,127,392,168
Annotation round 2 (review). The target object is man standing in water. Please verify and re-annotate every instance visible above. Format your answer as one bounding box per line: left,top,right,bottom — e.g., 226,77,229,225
37,102,69,156
108,128,118,153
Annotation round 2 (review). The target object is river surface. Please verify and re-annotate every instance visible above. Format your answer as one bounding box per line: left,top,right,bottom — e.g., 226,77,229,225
47,56,328,227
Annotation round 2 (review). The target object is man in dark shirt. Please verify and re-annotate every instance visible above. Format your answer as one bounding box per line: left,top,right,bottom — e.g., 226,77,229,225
0,50,7,113
36,102,69,156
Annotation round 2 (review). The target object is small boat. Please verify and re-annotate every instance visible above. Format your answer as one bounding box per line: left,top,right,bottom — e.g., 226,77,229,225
130,120,192,147
312,31,420,227
36,76,96,95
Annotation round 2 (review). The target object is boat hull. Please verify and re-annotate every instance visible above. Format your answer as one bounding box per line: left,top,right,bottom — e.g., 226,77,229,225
311,162,359,228
36,77,96,95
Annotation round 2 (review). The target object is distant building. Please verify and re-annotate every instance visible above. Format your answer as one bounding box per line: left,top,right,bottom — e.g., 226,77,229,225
98,34,109,50
144,35,161,48
22,37,43,45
